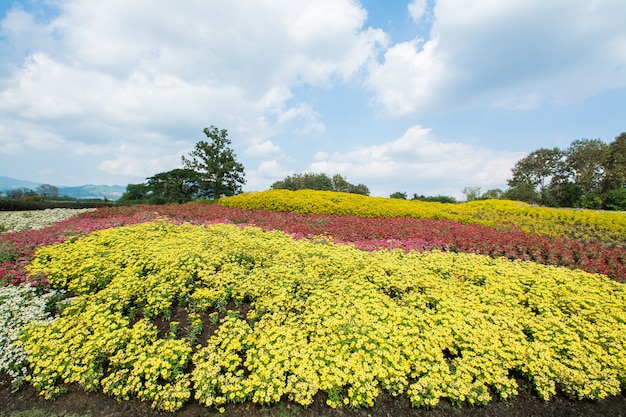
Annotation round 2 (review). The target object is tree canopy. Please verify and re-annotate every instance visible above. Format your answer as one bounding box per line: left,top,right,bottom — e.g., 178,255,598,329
504,133,626,209
271,173,370,195
182,126,246,200
120,126,245,204
146,169,203,204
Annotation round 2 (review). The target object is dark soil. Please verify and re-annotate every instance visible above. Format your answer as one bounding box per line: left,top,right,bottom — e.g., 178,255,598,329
2,373,625,417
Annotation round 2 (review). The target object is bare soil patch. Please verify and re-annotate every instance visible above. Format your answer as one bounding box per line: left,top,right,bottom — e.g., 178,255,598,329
2,373,625,417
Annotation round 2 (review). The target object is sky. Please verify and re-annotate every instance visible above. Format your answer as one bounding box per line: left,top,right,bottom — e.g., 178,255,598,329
0,0,624,199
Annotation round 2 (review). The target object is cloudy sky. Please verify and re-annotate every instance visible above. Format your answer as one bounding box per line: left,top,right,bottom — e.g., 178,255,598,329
1,0,624,199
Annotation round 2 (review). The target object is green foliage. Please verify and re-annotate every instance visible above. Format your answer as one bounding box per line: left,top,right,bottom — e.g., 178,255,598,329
561,139,608,195
120,126,246,204
603,132,626,192
182,126,246,200
118,183,150,203
271,173,369,195
480,189,504,200
604,188,626,211
389,191,407,199
0,242,17,263
507,147,563,204
505,133,626,209
272,172,333,191
146,168,202,204
576,193,603,210
412,194,458,203
461,186,481,202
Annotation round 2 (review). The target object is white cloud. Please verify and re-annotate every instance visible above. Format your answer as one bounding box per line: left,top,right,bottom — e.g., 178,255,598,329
367,0,626,117
243,139,281,158
1,1,621,196
407,0,427,22
98,143,184,179
367,36,450,116
308,125,524,198
19,0,386,92
0,1,385,168
0,119,68,153
245,159,293,191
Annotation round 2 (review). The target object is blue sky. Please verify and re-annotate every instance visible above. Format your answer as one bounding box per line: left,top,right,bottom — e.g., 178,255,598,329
1,0,624,199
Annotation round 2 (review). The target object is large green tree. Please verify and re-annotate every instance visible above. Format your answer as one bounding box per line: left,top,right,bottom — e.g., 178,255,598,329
182,126,246,200
119,183,151,203
603,132,626,192
146,168,202,204
506,147,563,204
553,139,608,208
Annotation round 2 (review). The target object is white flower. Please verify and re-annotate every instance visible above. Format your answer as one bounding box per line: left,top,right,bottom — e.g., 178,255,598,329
0,208,95,233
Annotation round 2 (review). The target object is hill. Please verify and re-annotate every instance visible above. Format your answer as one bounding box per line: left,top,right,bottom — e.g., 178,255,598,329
0,176,125,200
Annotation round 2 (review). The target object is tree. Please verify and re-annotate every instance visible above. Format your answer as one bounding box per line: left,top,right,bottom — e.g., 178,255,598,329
461,186,481,202
7,188,36,200
558,139,608,208
36,184,59,201
412,194,457,203
271,172,370,195
331,174,370,195
182,126,246,200
119,183,151,203
390,191,407,199
480,188,503,200
507,147,563,204
331,174,352,193
604,188,626,211
351,183,370,196
503,182,537,204
603,132,626,193
271,173,333,191
505,134,626,208
146,168,202,203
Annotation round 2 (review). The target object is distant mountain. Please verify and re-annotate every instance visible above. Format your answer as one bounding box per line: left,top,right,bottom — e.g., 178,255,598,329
0,176,42,191
0,176,125,200
58,184,125,200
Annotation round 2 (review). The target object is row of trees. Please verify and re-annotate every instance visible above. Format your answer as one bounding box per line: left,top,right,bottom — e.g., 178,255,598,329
3,184,60,201
389,133,625,210
120,126,246,204
389,192,458,203
122,126,625,210
271,173,370,195
506,133,626,209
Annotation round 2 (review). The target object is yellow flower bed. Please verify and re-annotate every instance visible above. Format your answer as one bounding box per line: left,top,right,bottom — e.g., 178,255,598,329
22,221,626,410
220,190,626,244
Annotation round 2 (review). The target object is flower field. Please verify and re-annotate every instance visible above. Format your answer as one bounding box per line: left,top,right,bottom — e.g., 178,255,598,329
1,192,625,414
220,190,626,245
